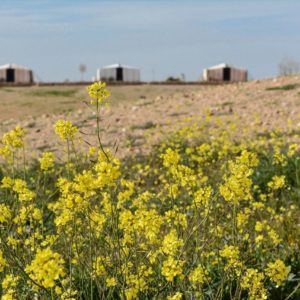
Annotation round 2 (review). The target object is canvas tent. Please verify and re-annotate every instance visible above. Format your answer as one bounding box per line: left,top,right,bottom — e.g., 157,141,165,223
203,63,247,82
97,64,140,82
0,64,34,84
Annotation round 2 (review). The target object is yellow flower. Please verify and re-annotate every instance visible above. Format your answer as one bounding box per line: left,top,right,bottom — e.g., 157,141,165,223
25,248,65,288
88,146,98,156
267,228,281,246
237,208,251,231
255,234,264,244
13,179,35,202
161,229,184,256
0,204,12,223
106,277,117,287
1,125,26,148
161,256,184,282
0,145,11,158
193,186,212,208
1,176,14,189
167,292,183,300
0,125,26,159
1,274,19,300
241,268,267,300
220,245,242,271
39,152,55,172
0,250,6,272
189,265,208,286
267,175,285,190
87,81,110,104
93,256,107,277
266,259,290,287
161,148,180,168
54,120,78,141
272,147,287,166
287,143,298,157
219,151,258,204
255,221,264,232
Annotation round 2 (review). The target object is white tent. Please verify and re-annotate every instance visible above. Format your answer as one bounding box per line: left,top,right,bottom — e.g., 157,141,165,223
0,64,33,83
97,64,140,82
203,63,247,82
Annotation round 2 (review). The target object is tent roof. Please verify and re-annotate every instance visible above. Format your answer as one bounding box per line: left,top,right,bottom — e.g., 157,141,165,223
205,63,247,71
100,63,139,70
0,63,31,70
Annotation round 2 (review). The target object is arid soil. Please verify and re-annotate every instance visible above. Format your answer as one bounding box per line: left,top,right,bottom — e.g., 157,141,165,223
0,76,300,159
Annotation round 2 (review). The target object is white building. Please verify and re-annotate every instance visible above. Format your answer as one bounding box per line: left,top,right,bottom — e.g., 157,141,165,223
203,63,247,82
0,64,34,83
97,64,140,82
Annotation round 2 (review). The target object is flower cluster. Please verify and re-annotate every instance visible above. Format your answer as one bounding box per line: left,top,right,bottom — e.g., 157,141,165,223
87,81,110,104
54,120,78,141
266,259,291,287
0,125,26,161
25,248,65,288
39,151,55,172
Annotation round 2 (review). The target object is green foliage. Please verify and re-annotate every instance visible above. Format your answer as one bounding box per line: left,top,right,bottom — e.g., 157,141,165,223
266,83,300,91
28,89,78,97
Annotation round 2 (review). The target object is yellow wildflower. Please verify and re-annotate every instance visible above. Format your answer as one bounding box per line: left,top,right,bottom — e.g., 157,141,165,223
1,125,26,149
255,221,264,232
167,292,183,300
39,152,55,172
241,268,267,300
189,265,208,286
161,256,184,282
220,245,242,271
266,259,290,286
161,148,180,168
161,229,184,256
0,204,12,223
0,250,6,272
54,120,78,141
87,81,110,104
267,175,285,190
106,277,117,287
25,248,65,288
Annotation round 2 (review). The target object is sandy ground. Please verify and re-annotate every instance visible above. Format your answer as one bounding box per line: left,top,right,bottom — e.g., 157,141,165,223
0,77,300,159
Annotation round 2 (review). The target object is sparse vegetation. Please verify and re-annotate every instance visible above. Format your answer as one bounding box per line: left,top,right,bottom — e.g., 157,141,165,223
131,121,157,130
28,89,78,97
266,83,300,91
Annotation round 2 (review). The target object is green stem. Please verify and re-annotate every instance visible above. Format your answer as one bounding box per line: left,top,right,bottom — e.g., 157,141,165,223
96,100,109,162
285,281,300,300
22,145,26,180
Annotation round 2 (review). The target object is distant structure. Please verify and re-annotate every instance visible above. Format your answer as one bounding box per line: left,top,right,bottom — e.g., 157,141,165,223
203,63,247,82
97,64,140,82
0,64,34,84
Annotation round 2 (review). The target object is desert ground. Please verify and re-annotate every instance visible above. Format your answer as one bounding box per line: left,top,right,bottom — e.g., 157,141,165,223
0,76,299,159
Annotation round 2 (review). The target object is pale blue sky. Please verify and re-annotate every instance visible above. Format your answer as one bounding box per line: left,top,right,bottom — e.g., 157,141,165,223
0,0,299,81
